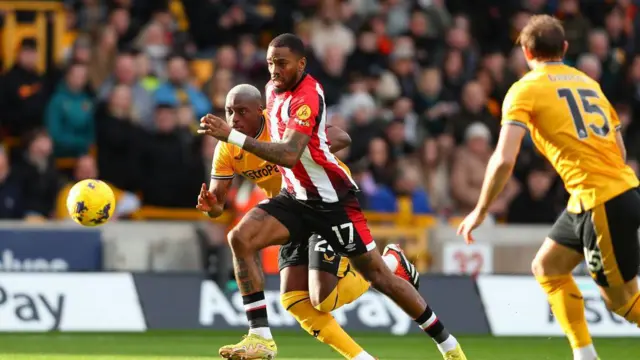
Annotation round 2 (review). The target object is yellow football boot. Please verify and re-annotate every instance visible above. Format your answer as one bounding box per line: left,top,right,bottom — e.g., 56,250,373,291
219,333,277,360
443,344,467,360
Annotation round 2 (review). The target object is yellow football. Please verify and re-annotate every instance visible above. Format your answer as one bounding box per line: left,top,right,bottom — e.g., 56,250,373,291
66,179,116,227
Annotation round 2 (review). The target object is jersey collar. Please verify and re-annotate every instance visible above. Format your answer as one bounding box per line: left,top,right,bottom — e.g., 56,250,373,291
255,116,265,138
289,72,307,93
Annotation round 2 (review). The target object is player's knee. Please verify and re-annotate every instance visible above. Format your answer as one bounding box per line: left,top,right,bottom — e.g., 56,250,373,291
311,288,337,313
531,256,547,277
531,252,562,278
227,227,252,255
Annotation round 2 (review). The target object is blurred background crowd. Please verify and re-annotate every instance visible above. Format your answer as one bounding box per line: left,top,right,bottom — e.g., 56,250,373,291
1,0,639,226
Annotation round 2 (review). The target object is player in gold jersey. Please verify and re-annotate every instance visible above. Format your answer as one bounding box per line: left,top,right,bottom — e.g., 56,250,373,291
197,84,419,360
458,15,640,360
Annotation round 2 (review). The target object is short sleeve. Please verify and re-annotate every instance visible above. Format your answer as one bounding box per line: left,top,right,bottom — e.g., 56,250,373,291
287,91,319,136
211,142,235,180
501,81,534,129
609,104,622,132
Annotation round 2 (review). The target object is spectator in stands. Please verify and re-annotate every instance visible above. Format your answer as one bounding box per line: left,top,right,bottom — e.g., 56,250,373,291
558,0,591,63
367,137,394,187
346,27,386,79
405,10,439,67
74,0,108,33
155,54,211,119
447,81,499,145
55,155,141,221
385,44,419,100
109,6,140,50
95,84,144,192
0,38,50,137
440,49,467,100
0,147,25,219
386,97,420,146
445,25,478,80
98,52,155,127
588,29,624,99
369,160,432,214
135,22,170,79
204,69,235,115
88,26,118,91
312,45,348,107
576,53,602,81
48,35,93,95
138,103,204,207
420,138,453,215
344,88,380,163
135,51,161,93
605,7,631,53
212,45,241,80
450,123,514,216
507,161,560,224
237,35,269,85
385,118,415,161
45,63,95,158
15,130,61,220
310,1,355,60
415,67,456,138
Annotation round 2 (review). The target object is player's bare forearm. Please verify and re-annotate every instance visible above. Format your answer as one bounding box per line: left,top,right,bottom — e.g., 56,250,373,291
206,178,232,218
326,125,351,153
242,129,310,168
475,154,515,214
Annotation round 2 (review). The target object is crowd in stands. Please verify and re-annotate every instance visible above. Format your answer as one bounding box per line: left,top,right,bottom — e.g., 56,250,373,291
1,0,639,225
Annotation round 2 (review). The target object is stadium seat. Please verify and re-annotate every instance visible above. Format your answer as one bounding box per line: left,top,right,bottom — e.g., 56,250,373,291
190,59,213,87
0,1,65,72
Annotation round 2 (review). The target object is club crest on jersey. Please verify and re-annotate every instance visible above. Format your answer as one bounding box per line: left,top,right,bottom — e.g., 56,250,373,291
296,105,312,121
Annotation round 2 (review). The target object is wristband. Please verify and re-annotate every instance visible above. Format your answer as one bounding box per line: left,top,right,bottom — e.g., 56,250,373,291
228,129,247,148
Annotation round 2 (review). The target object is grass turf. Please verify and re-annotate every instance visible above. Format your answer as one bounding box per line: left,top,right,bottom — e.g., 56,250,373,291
0,331,638,359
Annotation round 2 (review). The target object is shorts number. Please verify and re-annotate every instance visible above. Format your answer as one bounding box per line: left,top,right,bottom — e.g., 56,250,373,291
332,222,354,246
314,239,334,253
584,247,604,273
557,88,610,139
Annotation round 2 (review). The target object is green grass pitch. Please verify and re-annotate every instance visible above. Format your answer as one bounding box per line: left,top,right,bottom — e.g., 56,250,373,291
0,331,638,359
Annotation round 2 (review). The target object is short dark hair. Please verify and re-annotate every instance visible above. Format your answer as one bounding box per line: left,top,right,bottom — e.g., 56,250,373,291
517,15,565,59
269,33,305,57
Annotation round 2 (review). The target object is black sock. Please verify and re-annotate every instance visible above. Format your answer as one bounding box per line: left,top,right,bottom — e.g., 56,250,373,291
415,306,450,343
243,292,268,328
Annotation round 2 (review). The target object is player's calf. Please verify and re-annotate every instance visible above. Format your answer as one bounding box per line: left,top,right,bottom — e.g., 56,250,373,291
532,239,597,360
602,280,640,326
282,290,376,360
351,250,463,358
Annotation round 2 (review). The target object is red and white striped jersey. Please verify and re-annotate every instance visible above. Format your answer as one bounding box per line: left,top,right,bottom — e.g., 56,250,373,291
265,74,358,203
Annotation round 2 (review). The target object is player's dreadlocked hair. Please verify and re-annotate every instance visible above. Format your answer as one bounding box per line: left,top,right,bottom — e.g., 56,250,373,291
269,33,306,57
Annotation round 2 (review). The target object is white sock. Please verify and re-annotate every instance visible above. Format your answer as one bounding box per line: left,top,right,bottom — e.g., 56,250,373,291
383,254,399,272
573,344,598,360
436,335,458,354
352,350,376,360
248,327,273,340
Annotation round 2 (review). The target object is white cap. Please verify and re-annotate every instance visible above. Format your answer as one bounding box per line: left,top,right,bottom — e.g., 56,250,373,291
465,122,491,142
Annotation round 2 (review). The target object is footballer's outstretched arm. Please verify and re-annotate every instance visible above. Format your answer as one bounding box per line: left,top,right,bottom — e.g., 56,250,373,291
242,128,310,168
326,125,351,153
475,124,526,214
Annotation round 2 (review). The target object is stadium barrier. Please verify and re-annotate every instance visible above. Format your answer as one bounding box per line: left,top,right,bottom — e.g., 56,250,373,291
1,221,637,278
1,273,638,337
0,273,487,334
477,275,640,337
